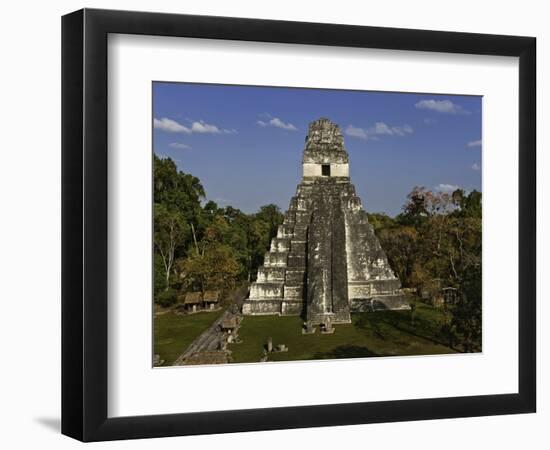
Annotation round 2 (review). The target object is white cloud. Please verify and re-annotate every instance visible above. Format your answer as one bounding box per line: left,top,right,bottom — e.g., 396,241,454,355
467,139,482,148
154,117,191,133
169,142,191,149
344,125,368,140
270,117,297,131
344,122,413,141
415,99,468,114
471,163,481,171
435,183,460,193
391,124,414,136
257,115,297,131
190,120,236,134
372,122,393,135
155,118,236,135
191,120,221,134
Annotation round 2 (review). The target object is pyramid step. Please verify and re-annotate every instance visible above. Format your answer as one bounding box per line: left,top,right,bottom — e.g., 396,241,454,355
263,252,288,267
289,240,306,255
287,254,306,268
346,196,362,211
277,224,294,238
284,285,304,300
283,217,296,227
285,269,306,284
295,197,310,211
270,237,290,252
294,210,311,223
292,225,308,237
249,282,284,299
257,266,286,282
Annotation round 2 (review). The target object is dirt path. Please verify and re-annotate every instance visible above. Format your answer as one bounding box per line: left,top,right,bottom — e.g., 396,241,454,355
172,291,246,365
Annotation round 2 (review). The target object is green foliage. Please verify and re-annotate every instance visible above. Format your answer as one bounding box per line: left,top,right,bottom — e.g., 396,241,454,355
180,242,240,292
256,204,284,239
153,155,283,304
154,203,188,290
378,225,418,286
154,254,168,294
155,288,177,307
153,155,205,298
452,189,482,219
154,155,204,216
450,265,482,352
372,186,482,352
366,212,396,233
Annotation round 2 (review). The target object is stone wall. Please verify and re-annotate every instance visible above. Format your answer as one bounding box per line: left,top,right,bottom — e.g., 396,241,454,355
302,163,349,177
306,181,351,324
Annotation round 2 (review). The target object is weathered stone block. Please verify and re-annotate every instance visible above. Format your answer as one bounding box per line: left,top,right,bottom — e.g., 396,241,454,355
263,253,288,267
283,285,304,300
270,237,290,253
289,240,307,255
277,224,293,238
281,300,302,315
285,269,306,284
249,282,284,299
242,300,282,315
257,266,286,282
287,254,306,268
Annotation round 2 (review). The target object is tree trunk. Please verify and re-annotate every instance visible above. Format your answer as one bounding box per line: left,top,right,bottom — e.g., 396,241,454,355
190,222,199,256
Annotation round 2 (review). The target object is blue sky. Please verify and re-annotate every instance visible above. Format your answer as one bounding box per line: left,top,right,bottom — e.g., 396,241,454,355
153,82,482,216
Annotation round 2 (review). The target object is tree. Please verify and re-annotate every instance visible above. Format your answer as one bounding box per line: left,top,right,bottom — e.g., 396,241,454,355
374,186,482,351
378,226,418,286
452,264,482,352
154,204,187,290
401,186,429,225
152,156,285,303
367,212,395,233
179,243,240,293
452,189,482,219
255,204,284,239
203,200,221,218
154,155,205,212
153,155,205,298
243,216,271,281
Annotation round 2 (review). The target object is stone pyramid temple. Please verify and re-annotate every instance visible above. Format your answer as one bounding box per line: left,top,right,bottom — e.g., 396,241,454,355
242,118,409,325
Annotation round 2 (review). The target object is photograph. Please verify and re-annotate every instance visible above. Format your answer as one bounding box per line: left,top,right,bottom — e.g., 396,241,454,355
152,83,482,367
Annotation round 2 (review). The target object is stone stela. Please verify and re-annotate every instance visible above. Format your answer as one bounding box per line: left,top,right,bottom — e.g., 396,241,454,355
242,118,409,327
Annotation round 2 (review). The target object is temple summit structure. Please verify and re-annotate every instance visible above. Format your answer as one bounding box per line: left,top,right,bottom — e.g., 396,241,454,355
242,118,409,325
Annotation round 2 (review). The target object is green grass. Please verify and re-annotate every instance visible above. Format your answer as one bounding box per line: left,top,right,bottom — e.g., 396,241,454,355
154,310,223,365
229,303,456,363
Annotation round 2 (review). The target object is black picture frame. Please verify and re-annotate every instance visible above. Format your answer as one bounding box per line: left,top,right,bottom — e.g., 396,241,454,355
61,8,536,442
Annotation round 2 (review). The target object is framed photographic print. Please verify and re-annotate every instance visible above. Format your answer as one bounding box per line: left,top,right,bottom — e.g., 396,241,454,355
61,8,536,442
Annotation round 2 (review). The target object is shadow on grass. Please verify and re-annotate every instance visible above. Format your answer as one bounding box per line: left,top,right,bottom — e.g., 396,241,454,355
355,313,386,340
355,309,451,349
313,344,379,360
385,314,452,348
